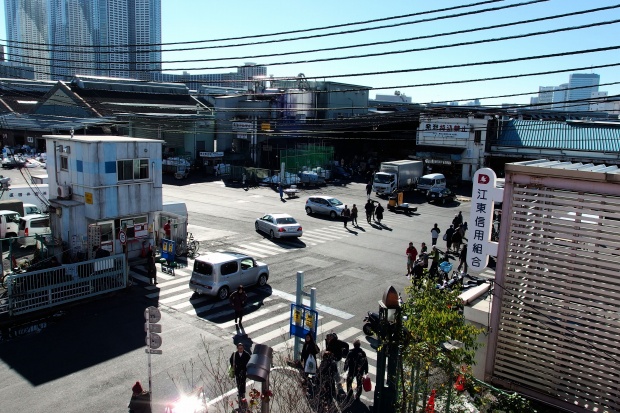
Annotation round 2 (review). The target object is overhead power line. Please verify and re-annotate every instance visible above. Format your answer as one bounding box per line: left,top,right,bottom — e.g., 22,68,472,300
6,15,619,70
1,0,546,54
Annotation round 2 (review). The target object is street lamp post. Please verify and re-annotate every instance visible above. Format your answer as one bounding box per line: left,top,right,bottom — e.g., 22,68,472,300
373,286,402,413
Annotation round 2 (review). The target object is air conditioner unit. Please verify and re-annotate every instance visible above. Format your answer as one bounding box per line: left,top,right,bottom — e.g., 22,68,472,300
57,185,72,199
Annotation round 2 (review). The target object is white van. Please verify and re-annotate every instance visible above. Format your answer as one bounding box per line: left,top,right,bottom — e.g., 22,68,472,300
189,252,270,300
162,201,188,221
0,210,21,239
23,203,43,216
17,214,51,246
417,173,447,194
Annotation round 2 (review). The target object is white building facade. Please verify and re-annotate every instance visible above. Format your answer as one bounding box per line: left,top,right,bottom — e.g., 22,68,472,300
45,135,163,258
416,116,489,182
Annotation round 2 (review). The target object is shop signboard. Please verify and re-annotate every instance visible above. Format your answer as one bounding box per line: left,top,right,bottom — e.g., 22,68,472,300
419,122,470,139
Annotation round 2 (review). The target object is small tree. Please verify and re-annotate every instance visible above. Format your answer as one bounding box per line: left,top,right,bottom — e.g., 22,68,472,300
399,274,484,412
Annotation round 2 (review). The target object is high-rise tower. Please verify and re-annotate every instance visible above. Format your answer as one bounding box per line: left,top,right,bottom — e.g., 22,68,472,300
5,0,51,80
566,73,600,112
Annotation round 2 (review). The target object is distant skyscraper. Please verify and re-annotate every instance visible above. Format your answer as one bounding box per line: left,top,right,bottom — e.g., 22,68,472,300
5,0,51,80
536,86,554,110
5,0,161,80
567,73,599,112
552,84,569,111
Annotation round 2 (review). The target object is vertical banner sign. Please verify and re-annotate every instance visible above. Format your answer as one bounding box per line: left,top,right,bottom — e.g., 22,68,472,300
467,168,503,272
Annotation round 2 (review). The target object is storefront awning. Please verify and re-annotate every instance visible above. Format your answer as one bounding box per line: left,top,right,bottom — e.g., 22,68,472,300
416,145,465,162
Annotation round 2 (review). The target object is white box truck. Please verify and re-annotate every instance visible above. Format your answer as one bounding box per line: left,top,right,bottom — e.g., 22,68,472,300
373,160,424,196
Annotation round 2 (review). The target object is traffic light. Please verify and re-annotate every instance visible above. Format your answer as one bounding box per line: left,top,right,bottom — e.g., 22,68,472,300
246,344,272,382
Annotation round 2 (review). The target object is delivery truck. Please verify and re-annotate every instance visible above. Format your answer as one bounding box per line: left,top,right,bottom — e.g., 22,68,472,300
373,160,424,196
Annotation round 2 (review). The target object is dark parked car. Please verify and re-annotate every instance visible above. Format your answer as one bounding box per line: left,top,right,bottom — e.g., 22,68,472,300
331,166,352,180
427,187,456,205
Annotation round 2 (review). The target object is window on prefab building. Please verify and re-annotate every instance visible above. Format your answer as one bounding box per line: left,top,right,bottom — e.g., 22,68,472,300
117,159,149,181
474,130,482,144
60,156,69,170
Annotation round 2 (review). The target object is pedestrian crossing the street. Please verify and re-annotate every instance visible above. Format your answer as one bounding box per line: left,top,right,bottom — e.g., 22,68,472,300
130,262,380,389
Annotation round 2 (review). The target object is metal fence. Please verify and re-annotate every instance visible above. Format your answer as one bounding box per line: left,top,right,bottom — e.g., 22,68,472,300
1,254,127,317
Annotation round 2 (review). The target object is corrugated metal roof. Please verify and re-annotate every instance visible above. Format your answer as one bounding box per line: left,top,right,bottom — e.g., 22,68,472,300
509,159,620,175
0,113,115,132
497,120,620,152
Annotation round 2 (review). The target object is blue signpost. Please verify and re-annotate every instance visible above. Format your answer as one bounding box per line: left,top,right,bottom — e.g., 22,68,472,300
290,304,318,341
160,239,176,275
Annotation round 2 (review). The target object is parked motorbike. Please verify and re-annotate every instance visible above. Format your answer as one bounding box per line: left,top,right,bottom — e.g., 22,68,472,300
363,311,380,336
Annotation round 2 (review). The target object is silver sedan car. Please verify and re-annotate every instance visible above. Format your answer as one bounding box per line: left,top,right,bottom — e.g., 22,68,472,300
255,213,303,239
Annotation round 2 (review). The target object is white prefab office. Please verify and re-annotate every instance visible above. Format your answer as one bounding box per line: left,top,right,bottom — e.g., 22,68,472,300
45,135,163,258
489,159,620,413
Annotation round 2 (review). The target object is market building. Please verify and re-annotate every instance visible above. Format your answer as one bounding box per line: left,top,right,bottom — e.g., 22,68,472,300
415,115,490,184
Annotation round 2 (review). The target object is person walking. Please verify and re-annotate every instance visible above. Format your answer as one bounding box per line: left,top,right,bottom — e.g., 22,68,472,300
344,339,369,400
460,221,468,239
230,343,251,399
128,381,151,413
445,225,455,253
406,242,418,276
317,351,339,411
146,246,157,286
375,203,384,224
163,219,171,240
430,223,441,246
229,285,248,326
242,172,247,190
451,226,463,253
371,200,377,221
279,182,284,200
301,333,320,375
452,212,463,228
429,246,440,278
366,181,373,200
364,200,374,224
458,244,468,273
350,204,358,227
341,205,351,228
420,242,429,267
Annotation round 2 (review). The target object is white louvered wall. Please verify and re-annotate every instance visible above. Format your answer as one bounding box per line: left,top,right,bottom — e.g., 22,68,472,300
493,184,620,413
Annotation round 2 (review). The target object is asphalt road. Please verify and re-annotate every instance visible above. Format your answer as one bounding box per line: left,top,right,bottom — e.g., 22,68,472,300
0,173,481,412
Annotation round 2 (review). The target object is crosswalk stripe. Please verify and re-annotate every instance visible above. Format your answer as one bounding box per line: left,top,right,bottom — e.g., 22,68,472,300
321,226,354,234
184,291,265,316
331,327,360,342
317,319,342,337
130,273,151,284
218,302,283,329
146,284,192,299
251,324,289,345
216,246,268,258
310,229,344,239
236,245,273,257
242,311,291,334
154,271,176,281
193,297,276,324
255,241,292,253
145,275,190,290
172,296,208,310
160,291,195,304
297,234,327,243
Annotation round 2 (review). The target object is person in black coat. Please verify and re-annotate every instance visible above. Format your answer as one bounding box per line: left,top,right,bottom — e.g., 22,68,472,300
301,333,320,373
445,225,455,253
375,203,384,224
344,340,369,400
316,351,338,410
230,343,251,399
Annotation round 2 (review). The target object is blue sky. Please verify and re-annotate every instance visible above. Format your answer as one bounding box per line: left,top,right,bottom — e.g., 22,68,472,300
2,0,619,106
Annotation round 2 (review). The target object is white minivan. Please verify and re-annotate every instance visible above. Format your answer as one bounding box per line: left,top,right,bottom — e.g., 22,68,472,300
417,173,447,194
189,252,270,300
18,214,51,246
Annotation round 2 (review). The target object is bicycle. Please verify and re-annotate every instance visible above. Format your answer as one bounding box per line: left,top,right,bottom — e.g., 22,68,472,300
186,233,200,257
176,233,200,258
